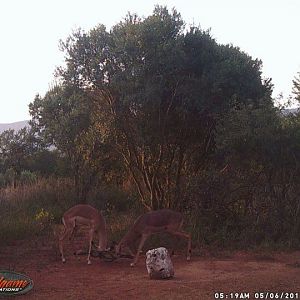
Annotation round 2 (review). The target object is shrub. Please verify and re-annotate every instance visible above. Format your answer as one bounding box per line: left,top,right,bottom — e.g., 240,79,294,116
0,177,77,244
20,170,37,185
34,208,54,233
0,173,5,188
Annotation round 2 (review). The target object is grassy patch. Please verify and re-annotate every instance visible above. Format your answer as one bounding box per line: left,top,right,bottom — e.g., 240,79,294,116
0,178,77,245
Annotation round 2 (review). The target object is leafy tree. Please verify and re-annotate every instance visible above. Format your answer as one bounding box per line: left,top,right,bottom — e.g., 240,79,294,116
292,71,300,103
0,125,62,183
31,6,273,209
0,128,38,175
213,104,300,243
29,86,121,200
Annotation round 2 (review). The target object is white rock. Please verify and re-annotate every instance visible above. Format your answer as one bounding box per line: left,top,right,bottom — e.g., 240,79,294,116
146,247,174,279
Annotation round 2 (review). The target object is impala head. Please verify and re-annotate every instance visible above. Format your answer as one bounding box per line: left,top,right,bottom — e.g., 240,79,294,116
115,231,141,256
114,234,129,256
89,241,117,261
104,241,118,255
91,240,110,253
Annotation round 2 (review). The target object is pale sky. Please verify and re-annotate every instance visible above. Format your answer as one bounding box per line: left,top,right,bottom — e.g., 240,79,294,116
0,0,299,123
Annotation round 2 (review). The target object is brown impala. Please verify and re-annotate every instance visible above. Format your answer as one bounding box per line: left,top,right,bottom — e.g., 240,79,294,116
58,204,107,265
116,209,191,266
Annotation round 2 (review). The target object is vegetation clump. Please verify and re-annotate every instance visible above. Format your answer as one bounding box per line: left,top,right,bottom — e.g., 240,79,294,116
1,6,300,249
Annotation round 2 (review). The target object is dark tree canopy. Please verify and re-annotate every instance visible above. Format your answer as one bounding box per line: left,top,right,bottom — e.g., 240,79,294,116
292,71,300,103
30,6,273,209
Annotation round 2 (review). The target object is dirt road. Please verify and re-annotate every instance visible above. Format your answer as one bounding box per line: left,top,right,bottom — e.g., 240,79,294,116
1,242,300,299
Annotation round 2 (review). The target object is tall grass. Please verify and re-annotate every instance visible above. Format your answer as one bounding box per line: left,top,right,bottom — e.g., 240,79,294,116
0,177,77,245
0,177,140,247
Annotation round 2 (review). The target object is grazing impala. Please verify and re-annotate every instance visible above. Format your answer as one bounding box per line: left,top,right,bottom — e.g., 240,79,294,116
116,209,191,266
59,204,107,265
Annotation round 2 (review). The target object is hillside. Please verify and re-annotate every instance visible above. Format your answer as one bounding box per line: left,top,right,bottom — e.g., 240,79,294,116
0,120,29,133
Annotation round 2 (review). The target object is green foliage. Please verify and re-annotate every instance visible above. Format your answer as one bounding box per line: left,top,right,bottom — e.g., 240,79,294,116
29,85,121,202
0,127,65,180
0,128,32,174
292,71,300,103
0,178,76,244
20,170,37,185
34,208,54,233
5,168,16,187
182,105,300,248
5,5,299,249
88,185,139,213
0,214,37,243
0,173,5,188
0,177,135,245
30,6,272,209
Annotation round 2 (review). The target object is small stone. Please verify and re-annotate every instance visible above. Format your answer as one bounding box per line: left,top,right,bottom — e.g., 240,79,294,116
146,247,174,279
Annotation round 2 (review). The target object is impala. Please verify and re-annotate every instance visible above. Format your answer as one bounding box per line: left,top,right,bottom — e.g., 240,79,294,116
115,209,191,266
58,204,107,265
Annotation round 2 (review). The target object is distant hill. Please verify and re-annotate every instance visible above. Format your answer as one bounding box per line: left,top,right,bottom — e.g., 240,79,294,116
282,108,299,115
0,120,30,133
0,108,299,135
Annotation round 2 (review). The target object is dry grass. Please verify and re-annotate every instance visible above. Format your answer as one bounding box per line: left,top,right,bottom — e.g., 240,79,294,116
0,177,139,249
0,177,77,245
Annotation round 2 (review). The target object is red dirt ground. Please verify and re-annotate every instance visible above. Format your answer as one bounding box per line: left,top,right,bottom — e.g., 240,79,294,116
1,239,300,300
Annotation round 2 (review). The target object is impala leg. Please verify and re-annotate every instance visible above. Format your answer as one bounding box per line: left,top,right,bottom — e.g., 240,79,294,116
127,246,135,258
170,230,192,260
131,234,148,267
87,228,94,265
59,227,73,263
96,230,107,252
69,225,79,257
170,236,181,256
69,223,77,240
